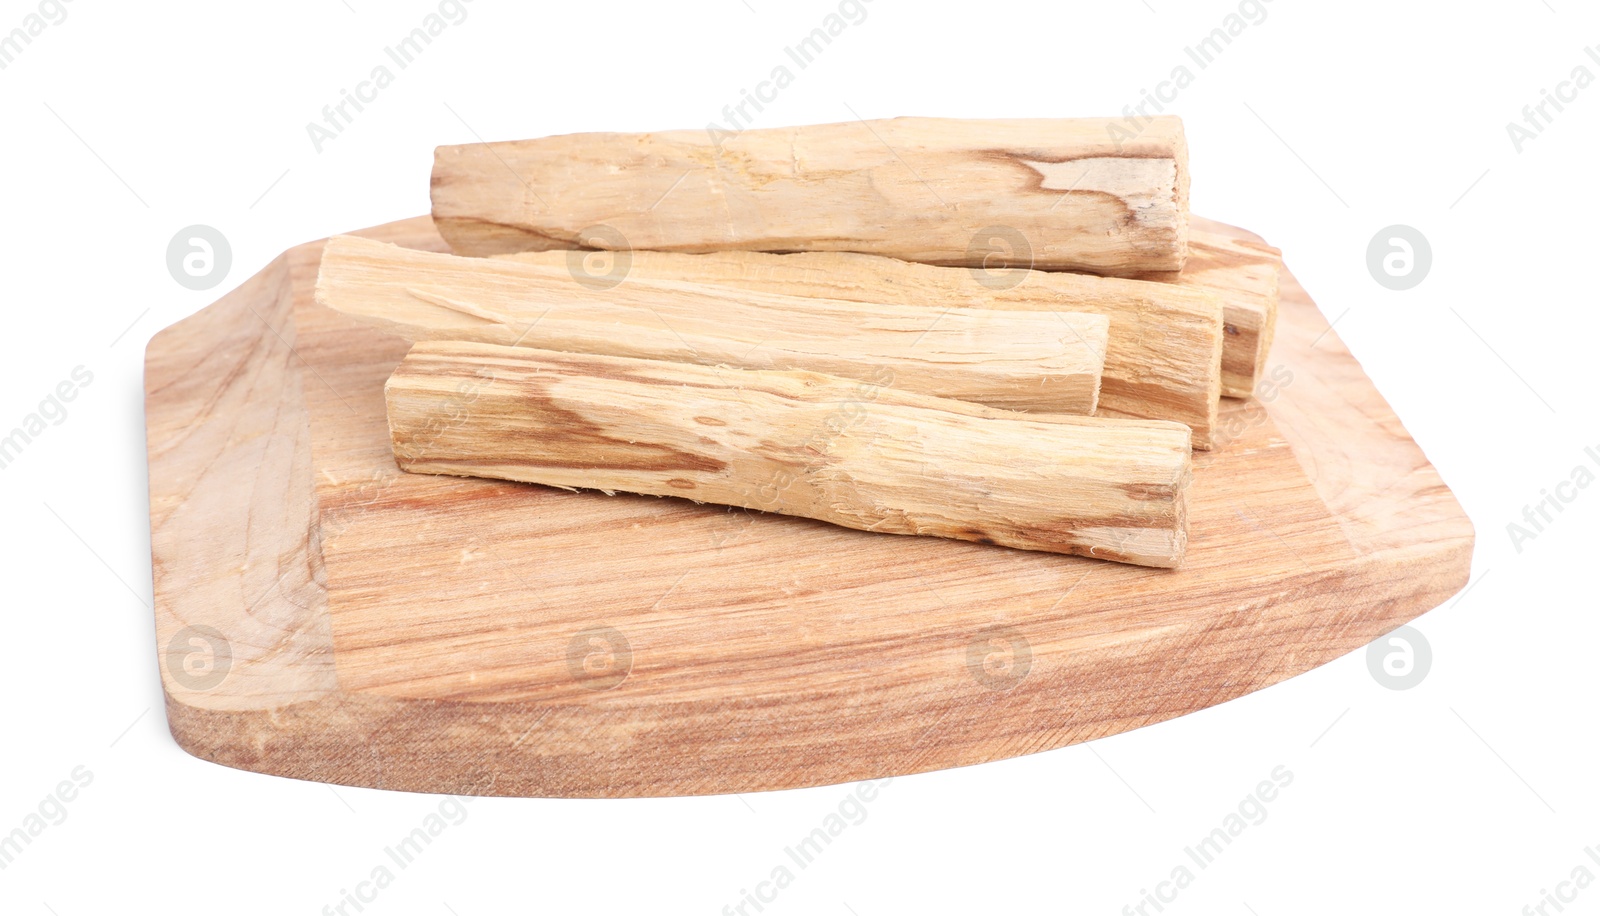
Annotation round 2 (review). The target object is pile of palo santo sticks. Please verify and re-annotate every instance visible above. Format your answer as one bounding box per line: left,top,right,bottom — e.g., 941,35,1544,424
313,116,1283,569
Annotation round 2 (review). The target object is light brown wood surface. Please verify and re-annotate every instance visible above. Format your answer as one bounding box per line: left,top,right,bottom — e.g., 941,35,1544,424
144,215,1474,798
317,235,1109,416
431,116,1190,275
387,342,1193,567
1125,226,1282,397
498,246,1225,448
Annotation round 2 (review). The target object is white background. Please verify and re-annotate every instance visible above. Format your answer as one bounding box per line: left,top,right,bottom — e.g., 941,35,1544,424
1,1,1596,914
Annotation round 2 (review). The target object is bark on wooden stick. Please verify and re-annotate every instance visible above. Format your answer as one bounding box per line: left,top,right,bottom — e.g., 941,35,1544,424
315,235,1109,416
431,116,1190,276
385,342,1193,568
501,246,1224,447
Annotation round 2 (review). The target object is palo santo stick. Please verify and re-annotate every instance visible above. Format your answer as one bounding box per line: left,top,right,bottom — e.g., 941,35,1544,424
431,116,1190,276
386,342,1193,568
315,235,1110,415
501,247,1224,448
1125,224,1281,398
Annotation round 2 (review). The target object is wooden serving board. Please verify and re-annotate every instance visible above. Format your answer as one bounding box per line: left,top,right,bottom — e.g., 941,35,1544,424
144,216,1474,798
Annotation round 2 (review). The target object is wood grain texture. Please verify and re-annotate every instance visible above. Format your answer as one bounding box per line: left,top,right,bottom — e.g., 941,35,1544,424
1125,223,1282,397
145,215,1474,798
431,116,1190,275
316,235,1109,416
498,245,1225,448
386,342,1193,567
